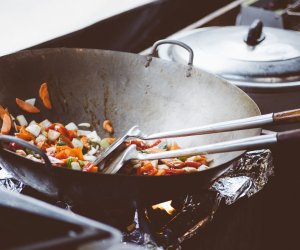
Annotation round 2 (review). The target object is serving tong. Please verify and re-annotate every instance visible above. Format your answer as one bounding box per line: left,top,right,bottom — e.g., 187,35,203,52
101,108,300,174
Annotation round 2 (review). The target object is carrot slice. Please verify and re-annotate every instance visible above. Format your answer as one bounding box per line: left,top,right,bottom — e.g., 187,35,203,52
1,113,12,134
103,120,114,133
15,126,35,141
55,147,83,160
16,98,40,113
0,105,7,119
39,82,52,109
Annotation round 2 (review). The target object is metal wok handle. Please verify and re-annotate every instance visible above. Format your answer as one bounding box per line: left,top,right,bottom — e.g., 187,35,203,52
0,135,52,167
145,40,194,77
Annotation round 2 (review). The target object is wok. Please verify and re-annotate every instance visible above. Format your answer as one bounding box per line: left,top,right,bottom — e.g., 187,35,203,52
0,42,260,206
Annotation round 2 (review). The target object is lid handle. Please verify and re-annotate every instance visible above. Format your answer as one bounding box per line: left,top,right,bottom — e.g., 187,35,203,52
244,19,265,46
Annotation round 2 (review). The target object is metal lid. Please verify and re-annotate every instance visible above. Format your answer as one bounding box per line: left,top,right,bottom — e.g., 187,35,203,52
158,22,300,84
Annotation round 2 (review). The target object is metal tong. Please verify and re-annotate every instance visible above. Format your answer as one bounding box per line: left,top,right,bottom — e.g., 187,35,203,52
101,108,300,174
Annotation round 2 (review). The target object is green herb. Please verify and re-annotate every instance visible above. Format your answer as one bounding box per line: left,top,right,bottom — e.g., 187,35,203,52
78,160,85,167
178,156,188,162
90,141,100,148
66,157,74,168
25,148,35,155
56,138,66,146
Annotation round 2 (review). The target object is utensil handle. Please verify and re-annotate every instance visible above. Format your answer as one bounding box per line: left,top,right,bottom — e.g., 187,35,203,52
145,40,194,77
0,135,52,167
140,134,278,161
277,129,300,143
145,108,300,140
273,108,300,123
145,113,273,140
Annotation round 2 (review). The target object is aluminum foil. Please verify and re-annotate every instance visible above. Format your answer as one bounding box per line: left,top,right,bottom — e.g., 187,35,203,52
123,149,274,248
0,149,274,249
0,165,24,193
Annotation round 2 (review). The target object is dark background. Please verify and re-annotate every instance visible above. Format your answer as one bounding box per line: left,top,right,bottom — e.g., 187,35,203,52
33,0,233,53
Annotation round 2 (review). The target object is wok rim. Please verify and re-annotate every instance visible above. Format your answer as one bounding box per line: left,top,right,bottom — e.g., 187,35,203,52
0,47,261,180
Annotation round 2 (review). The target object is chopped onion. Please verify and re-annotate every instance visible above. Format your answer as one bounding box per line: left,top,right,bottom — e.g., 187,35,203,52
150,160,158,168
72,138,83,149
83,155,97,162
65,122,78,131
29,120,37,126
35,134,47,144
13,121,18,132
48,156,63,164
87,131,101,143
39,119,52,129
182,167,198,173
78,123,91,128
157,165,169,170
46,147,56,153
26,154,42,163
16,115,28,126
71,162,81,171
77,130,91,136
198,165,209,171
25,124,41,137
88,145,99,155
16,149,26,157
132,163,142,169
25,98,36,106
48,129,60,141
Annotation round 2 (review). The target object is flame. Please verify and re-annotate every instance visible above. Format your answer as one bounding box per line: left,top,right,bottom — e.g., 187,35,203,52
152,200,175,215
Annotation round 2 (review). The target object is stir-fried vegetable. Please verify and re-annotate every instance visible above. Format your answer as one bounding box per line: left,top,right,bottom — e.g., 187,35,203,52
1,81,211,176
8,117,116,172
39,82,52,109
121,139,210,176
16,98,40,113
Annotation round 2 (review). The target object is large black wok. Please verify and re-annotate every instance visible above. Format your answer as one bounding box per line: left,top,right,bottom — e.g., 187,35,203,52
0,45,260,206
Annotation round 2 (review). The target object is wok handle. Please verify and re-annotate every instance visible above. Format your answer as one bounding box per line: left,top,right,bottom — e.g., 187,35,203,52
0,135,52,167
145,40,194,77
273,108,300,123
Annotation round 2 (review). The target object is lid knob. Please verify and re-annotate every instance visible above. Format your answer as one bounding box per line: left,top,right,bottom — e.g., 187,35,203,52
244,19,265,46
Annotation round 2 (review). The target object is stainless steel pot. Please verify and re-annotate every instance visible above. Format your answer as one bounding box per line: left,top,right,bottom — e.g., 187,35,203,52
157,20,300,130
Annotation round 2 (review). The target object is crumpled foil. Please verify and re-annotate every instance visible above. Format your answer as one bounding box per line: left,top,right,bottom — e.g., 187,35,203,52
0,149,273,249
123,149,274,248
0,164,24,193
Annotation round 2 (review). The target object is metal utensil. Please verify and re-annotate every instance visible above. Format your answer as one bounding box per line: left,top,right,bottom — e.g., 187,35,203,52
103,128,300,174
95,108,300,166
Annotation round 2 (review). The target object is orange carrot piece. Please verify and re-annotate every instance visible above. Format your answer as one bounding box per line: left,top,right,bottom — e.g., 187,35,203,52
167,142,181,151
103,120,114,133
105,137,116,145
55,147,83,160
1,113,12,134
15,126,35,141
39,82,52,109
16,98,40,113
0,105,7,119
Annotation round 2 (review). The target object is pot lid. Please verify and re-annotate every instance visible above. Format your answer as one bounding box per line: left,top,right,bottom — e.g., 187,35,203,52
158,20,300,83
